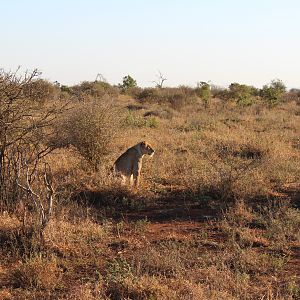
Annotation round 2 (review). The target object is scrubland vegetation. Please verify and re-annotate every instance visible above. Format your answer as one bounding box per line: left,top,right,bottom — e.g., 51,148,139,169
0,70,299,299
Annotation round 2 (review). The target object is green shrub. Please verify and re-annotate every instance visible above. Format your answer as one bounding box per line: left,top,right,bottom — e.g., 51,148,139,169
260,79,286,107
124,111,159,128
60,85,72,93
146,117,159,128
196,82,211,108
119,75,137,92
229,83,257,106
106,258,133,285
125,111,144,127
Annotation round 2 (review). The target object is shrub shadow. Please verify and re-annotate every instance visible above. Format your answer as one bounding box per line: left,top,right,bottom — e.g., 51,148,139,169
72,187,224,222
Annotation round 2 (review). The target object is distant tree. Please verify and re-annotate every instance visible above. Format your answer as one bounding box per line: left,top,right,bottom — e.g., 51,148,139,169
60,85,72,93
196,81,211,108
94,73,106,83
119,75,137,92
260,79,286,107
229,83,257,106
152,71,167,88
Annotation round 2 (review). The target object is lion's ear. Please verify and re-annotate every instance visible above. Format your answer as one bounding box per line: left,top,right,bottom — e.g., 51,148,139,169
141,141,146,146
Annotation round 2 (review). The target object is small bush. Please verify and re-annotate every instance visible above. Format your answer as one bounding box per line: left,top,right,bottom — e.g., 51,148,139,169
146,117,159,128
119,75,137,93
125,86,142,98
23,79,57,102
105,258,165,300
138,87,198,110
124,111,159,128
124,111,145,127
260,79,286,107
137,88,158,102
195,82,211,108
229,83,257,106
70,81,119,101
54,100,120,169
261,205,300,245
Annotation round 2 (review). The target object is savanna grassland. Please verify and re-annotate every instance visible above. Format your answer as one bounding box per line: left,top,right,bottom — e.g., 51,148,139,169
0,72,300,300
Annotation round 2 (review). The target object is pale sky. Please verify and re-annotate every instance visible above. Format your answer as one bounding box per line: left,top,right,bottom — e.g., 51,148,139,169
1,0,299,88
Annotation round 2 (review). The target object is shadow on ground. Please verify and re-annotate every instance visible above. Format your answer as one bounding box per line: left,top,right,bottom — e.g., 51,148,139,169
72,182,300,223
72,187,224,222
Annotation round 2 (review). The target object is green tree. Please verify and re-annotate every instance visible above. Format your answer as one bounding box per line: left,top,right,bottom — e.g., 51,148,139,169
196,81,211,108
260,79,286,107
119,75,137,92
229,83,257,106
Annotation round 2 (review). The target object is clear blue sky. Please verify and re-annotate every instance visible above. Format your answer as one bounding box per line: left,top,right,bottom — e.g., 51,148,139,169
1,0,299,88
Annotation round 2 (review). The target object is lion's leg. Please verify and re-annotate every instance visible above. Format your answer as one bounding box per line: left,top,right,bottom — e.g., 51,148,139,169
132,167,141,188
129,174,134,186
133,174,140,187
120,175,127,185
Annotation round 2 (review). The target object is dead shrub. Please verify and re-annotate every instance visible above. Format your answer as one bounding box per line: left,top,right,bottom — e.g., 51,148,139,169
137,87,198,110
70,81,119,101
53,100,120,169
137,88,159,102
23,79,57,102
189,154,267,204
216,138,267,160
0,69,64,214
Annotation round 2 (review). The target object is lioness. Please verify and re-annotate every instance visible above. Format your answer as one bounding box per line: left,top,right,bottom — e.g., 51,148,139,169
113,141,155,187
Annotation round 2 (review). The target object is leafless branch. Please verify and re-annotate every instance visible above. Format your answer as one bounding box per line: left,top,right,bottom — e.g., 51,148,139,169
15,155,54,229
152,71,167,88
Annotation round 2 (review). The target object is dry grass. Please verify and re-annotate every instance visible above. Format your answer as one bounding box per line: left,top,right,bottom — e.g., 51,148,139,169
0,93,300,299
11,255,62,291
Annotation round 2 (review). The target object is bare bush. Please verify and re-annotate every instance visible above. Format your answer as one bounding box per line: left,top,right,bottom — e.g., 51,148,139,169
54,100,120,169
23,78,57,102
137,87,198,110
70,81,119,101
0,69,65,214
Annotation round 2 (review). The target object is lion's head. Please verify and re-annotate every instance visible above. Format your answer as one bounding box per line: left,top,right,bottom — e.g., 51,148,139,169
140,141,155,156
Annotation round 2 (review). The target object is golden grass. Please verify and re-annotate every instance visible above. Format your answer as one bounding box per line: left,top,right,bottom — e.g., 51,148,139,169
1,96,300,299
11,255,62,291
